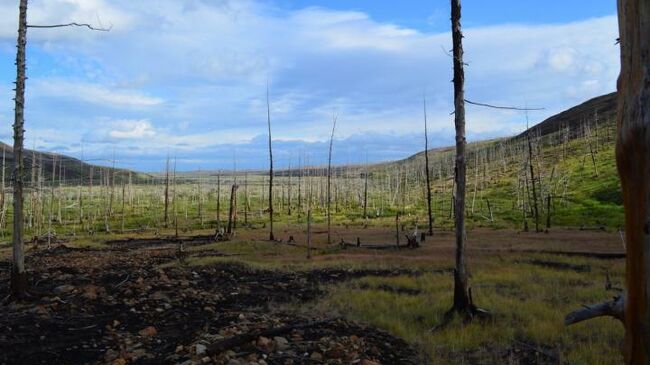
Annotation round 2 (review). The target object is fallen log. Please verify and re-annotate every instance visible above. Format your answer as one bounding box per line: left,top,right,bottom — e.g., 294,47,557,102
565,294,624,325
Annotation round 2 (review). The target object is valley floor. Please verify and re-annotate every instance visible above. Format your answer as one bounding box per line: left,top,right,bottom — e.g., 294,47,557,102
0,225,625,364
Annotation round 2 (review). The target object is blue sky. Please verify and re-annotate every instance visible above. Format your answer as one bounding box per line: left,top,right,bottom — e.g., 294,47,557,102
0,0,619,171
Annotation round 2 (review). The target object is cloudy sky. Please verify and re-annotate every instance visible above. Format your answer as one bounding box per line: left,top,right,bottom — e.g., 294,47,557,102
0,0,618,171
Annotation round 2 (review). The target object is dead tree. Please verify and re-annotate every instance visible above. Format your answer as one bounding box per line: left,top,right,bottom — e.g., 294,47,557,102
164,155,170,227
526,115,540,233
307,209,312,259
266,84,274,241
423,95,434,235
327,114,337,245
216,171,221,229
10,0,28,298
445,0,486,319
9,0,109,298
363,162,369,225
566,2,650,363
227,184,239,236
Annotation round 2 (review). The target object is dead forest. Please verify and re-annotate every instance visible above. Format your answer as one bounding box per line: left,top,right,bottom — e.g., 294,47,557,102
1,0,648,365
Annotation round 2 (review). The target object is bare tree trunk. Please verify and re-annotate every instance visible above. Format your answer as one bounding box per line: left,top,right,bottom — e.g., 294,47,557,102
395,212,400,249
423,95,434,235
564,3,650,363
216,171,221,229
287,161,292,216
121,174,125,233
615,1,650,361
267,84,274,241
327,114,337,245
307,208,312,259
363,163,369,225
526,116,540,232
227,184,238,235
10,0,28,298
451,0,471,313
164,156,170,227
173,158,178,237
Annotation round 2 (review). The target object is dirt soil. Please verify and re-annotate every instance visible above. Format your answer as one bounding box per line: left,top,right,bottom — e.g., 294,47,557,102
0,238,422,365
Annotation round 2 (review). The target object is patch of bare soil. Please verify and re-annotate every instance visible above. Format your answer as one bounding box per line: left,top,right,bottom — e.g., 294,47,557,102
0,240,421,365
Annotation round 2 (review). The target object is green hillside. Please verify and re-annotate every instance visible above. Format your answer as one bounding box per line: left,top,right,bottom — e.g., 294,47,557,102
370,92,622,231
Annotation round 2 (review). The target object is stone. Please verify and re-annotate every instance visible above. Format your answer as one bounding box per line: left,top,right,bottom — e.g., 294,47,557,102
273,337,289,351
256,336,275,353
54,284,75,294
194,344,207,355
138,326,158,337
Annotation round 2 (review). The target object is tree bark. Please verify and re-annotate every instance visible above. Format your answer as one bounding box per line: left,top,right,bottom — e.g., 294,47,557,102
10,0,28,299
616,1,650,362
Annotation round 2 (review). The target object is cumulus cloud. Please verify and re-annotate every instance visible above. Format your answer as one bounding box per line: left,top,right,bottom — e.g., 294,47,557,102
0,1,619,171
108,119,156,139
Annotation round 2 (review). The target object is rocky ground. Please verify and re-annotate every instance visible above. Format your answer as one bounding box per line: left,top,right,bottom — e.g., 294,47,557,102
0,237,422,365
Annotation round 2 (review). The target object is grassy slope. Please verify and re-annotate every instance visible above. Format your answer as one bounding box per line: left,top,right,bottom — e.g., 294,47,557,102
369,93,622,231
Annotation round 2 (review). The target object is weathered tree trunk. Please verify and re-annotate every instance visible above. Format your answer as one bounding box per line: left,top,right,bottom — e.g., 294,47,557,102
327,114,337,245
363,165,369,224
616,1,650,362
267,85,274,241
164,156,170,227
565,2,650,363
287,162,292,216
227,184,238,235
527,126,540,232
10,0,28,299
307,209,312,259
451,0,471,313
423,95,434,236
216,171,221,229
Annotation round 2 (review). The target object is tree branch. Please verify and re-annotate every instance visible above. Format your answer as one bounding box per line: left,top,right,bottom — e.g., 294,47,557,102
564,294,625,326
464,99,545,111
27,22,112,32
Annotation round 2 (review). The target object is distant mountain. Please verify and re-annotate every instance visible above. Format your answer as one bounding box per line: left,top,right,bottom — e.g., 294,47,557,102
0,142,144,186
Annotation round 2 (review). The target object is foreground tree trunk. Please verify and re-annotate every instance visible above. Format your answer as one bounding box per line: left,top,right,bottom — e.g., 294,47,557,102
565,2,650,363
616,1,650,362
10,0,28,299
450,0,471,313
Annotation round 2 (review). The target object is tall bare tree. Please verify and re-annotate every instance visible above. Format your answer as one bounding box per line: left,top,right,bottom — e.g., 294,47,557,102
267,83,274,241
10,0,29,298
327,113,338,245
164,155,170,227
423,95,434,236
444,0,487,319
565,2,650,363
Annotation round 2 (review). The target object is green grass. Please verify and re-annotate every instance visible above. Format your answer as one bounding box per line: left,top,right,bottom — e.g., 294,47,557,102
313,253,625,364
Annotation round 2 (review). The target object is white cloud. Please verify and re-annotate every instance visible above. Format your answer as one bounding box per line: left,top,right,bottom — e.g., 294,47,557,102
33,79,163,108
0,0,620,170
109,119,156,139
